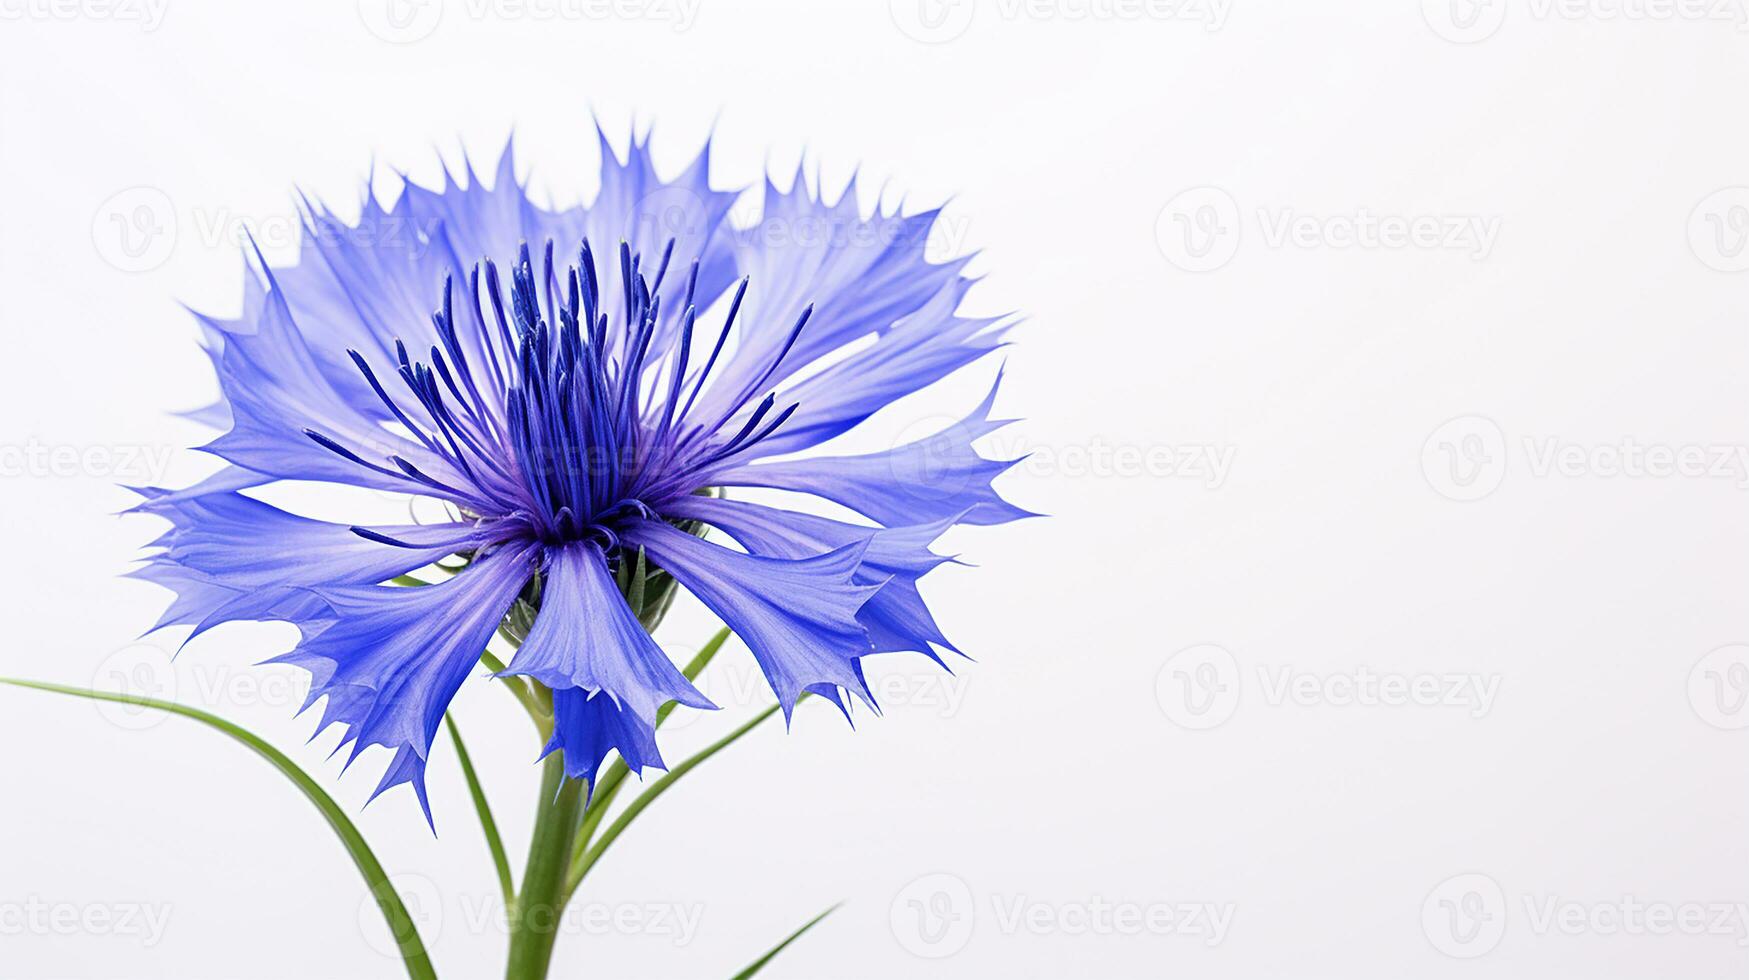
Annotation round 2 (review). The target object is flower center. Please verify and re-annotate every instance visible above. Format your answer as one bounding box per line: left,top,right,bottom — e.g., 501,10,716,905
305,237,813,550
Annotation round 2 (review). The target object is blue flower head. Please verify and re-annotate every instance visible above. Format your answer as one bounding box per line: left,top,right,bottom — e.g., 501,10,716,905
132,127,1029,823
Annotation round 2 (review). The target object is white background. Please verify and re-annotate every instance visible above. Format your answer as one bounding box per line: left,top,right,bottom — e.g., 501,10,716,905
2,1,1747,977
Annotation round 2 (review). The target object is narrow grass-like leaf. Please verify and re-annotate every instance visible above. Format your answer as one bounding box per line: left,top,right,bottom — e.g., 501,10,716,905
662,625,732,722
568,626,732,873
0,678,438,980
565,700,787,896
446,713,515,909
729,903,842,979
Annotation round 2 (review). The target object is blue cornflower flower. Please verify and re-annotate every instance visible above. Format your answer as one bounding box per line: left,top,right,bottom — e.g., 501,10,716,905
131,128,1028,821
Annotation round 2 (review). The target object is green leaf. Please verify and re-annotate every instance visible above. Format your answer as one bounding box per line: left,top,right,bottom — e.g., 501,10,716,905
445,714,515,909
1,678,438,980
565,699,790,897
730,903,842,979
627,547,648,618
660,625,732,723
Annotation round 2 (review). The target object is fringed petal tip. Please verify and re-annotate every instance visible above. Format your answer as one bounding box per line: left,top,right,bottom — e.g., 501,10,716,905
368,744,436,832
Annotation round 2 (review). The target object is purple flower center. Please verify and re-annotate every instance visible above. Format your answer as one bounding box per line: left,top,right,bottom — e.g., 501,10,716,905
307,237,811,551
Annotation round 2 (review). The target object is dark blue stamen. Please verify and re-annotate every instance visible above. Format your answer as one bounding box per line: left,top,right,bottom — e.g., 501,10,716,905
305,235,812,548
349,527,433,549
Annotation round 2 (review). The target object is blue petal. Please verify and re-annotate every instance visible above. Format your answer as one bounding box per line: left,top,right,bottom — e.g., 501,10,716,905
137,489,486,591
748,284,1012,458
126,559,328,640
710,373,1036,528
129,489,486,640
687,174,976,424
619,519,879,717
579,125,742,359
401,136,558,291
547,689,660,791
199,264,474,497
398,138,593,387
499,543,713,783
268,542,538,827
123,465,272,514
287,189,458,369
661,495,961,658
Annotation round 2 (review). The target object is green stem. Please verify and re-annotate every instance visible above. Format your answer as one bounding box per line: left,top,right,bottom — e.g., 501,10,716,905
446,715,515,910
504,748,585,980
